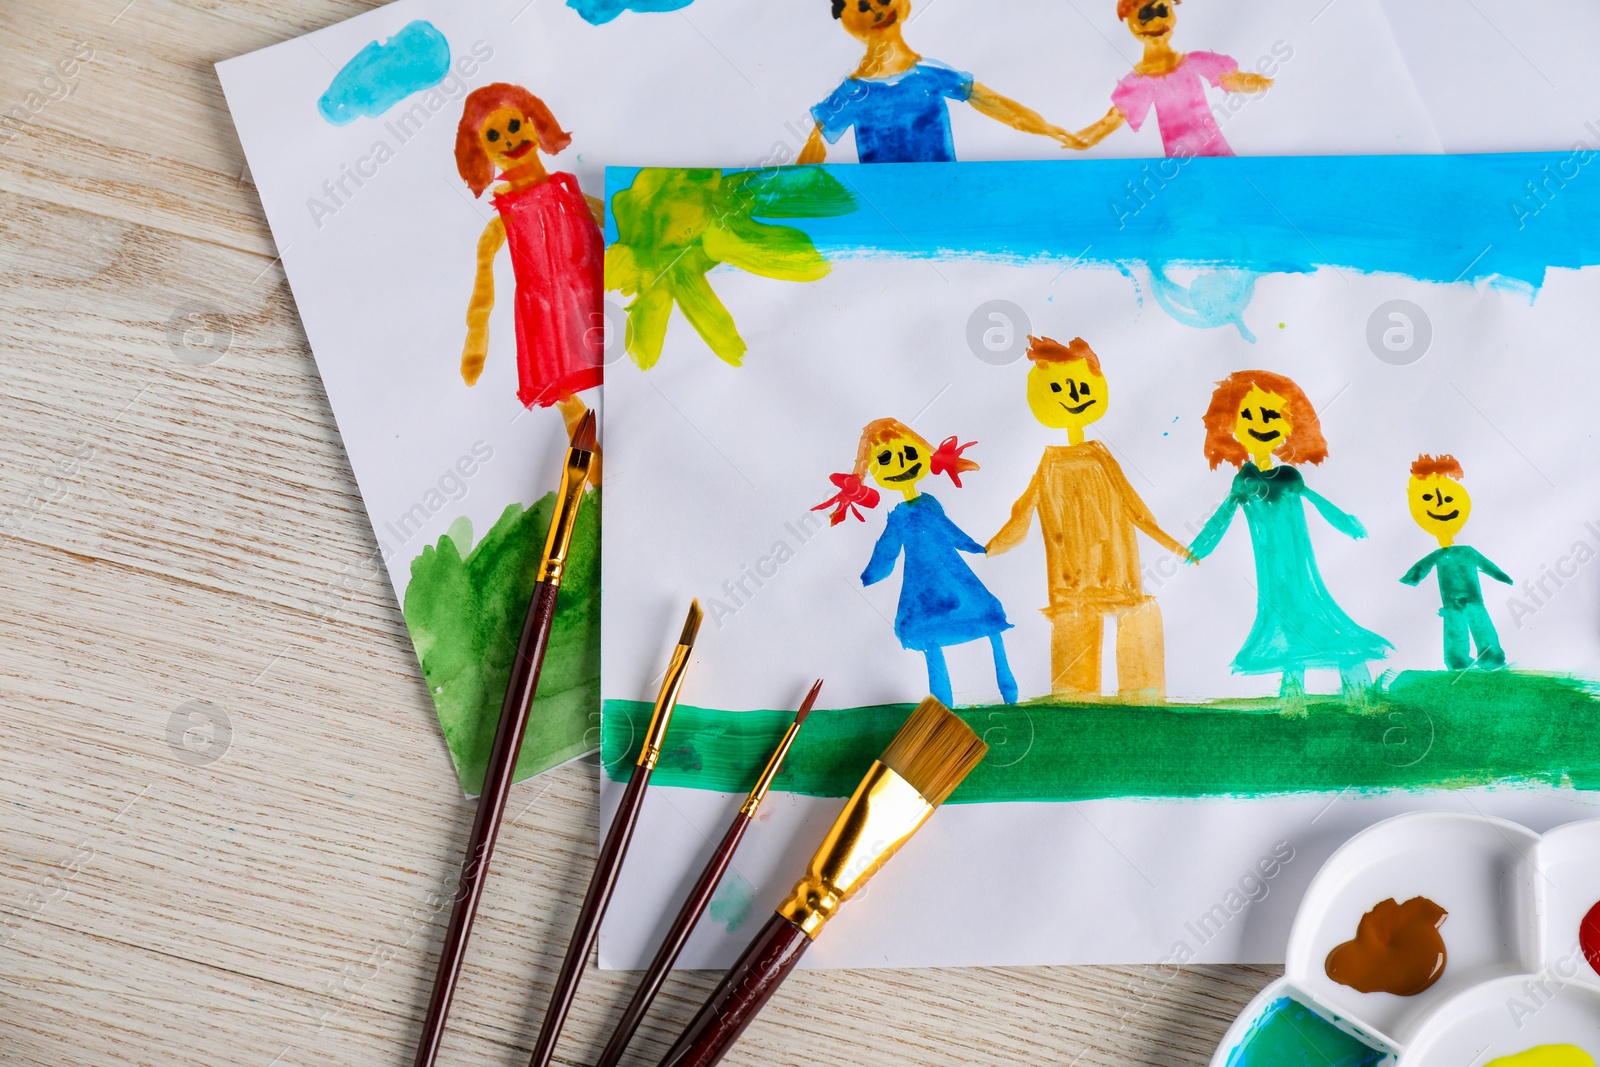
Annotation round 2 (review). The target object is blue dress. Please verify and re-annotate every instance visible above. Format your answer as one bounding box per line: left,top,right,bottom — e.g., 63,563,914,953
811,61,974,163
1190,464,1391,674
861,494,1011,651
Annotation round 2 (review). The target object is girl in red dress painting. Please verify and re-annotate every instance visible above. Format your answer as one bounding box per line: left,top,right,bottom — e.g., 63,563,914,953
454,84,603,440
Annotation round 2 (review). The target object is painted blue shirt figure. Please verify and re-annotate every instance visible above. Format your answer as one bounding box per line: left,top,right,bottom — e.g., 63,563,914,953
797,0,1080,165
817,419,1017,706
812,61,973,163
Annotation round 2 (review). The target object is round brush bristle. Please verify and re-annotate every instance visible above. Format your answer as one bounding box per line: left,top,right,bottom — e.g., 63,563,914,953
878,697,988,806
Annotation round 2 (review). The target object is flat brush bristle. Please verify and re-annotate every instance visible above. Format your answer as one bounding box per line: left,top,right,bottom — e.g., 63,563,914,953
678,599,703,646
794,679,823,724
569,410,597,452
879,697,987,806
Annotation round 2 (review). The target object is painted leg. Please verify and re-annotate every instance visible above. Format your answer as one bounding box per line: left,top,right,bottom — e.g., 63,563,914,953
923,646,953,706
1114,599,1166,703
989,633,1018,705
1048,608,1102,698
1339,662,1373,704
1441,606,1472,671
1465,601,1506,668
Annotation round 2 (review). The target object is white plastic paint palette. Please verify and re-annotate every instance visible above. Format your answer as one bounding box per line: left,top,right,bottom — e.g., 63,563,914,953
1211,814,1600,1067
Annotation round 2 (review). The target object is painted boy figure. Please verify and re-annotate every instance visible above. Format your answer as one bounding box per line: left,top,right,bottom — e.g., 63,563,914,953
798,0,1078,164
987,336,1191,701
1400,454,1512,671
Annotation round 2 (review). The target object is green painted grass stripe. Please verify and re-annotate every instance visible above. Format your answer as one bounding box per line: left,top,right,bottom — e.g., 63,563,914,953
601,671,1600,803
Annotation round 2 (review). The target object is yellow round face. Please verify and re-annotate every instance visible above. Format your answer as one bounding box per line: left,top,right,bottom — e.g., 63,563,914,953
1026,359,1108,432
1408,473,1471,543
1126,0,1177,38
477,105,540,173
840,0,908,39
867,431,930,492
1233,386,1292,463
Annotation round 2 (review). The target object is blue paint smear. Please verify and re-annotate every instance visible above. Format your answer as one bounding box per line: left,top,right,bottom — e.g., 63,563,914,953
318,20,450,125
605,155,1600,293
1224,997,1388,1067
567,0,696,26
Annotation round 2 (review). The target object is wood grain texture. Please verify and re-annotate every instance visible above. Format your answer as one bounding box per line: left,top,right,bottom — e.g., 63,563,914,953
0,1,1278,1064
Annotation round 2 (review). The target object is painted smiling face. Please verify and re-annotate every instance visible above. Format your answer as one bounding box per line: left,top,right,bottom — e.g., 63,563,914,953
1233,385,1292,466
1027,358,1107,434
1126,0,1176,39
840,0,908,40
477,105,540,172
1409,472,1471,546
868,430,930,495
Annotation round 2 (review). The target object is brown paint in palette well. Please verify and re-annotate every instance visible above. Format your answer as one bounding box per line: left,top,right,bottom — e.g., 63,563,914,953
1325,896,1448,995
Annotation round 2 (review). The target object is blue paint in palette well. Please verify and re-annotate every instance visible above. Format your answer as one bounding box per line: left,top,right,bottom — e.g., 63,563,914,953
1224,997,1387,1067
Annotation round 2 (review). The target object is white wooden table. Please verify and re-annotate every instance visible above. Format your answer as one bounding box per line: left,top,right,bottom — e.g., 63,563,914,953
0,2,1277,1063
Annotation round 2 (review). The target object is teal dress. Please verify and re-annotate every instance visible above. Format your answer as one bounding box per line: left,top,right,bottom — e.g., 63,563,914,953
1190,464,1391,675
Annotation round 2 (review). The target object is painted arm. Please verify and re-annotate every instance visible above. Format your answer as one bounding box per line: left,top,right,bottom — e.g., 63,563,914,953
1302,487,1368,540
585,192,605,227
1399,553,1438,586
861,517,904,586
1103,454,1194,560
1187,491,1239,562
1474,548,1514,585
798,123,828,165
985,471,1041,556
946,517,987,556
462,214,507,386
1074,106,1127,148
1219,70,1273,93
968,83,1084,148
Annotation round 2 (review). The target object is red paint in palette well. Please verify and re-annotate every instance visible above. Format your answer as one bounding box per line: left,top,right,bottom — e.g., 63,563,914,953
1583,901,1600,975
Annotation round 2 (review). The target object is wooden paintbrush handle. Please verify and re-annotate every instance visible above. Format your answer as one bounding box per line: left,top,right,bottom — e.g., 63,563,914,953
527,761,655,1067
656,913,812,1067
413,579,560,1067
594,812,752,1067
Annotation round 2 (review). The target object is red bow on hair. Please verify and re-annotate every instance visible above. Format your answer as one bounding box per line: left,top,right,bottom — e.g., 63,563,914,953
930,436,979,488
813,472,880,526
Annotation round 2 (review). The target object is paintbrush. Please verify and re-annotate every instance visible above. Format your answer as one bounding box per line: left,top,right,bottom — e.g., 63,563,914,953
654,696,987,1067
411,411,597,1067
593,680,822,1067
526,600,703,1067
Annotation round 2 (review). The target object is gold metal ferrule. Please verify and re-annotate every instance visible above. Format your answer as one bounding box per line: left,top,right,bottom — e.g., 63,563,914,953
739,719,804,817
636,643,691,769
534,445,595,585
775,762,935,939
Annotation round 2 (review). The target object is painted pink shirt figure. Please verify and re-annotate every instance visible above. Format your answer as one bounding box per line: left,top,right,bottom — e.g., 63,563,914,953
1111,51,1239,157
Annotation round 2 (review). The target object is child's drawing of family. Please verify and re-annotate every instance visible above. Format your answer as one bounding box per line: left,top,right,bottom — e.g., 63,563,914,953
817,336,1512,707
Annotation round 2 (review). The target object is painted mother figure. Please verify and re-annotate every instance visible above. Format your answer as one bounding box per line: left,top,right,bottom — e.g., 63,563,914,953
1187,370,1391,702
454,83,603,438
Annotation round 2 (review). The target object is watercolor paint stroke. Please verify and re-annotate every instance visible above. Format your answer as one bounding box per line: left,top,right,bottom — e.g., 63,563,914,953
603,671,1600,803
319,20,451,125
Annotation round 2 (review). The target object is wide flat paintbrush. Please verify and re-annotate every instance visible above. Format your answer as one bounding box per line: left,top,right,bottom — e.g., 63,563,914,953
593,680,822,1067
655,696,988,1067
411,411,597,1067
525,601,703,1067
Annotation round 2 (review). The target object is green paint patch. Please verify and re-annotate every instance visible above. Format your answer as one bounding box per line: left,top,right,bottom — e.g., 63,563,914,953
707,869,756,933
1224,997,1386,1067
602,671,1600,803
405,491,600,794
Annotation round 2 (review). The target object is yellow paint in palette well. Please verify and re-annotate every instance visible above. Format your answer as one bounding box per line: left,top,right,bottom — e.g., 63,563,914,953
1486,1046,1597,1067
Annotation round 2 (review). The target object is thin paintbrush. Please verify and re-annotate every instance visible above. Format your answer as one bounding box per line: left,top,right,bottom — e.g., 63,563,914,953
411,411,597,1067
526,601,703,1067
654,696,987,1067
593,680,822,1067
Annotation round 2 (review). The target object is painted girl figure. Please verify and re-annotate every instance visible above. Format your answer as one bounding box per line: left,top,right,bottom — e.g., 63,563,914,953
454,84,603,439
816,419,1018,705
1187,371,1391,702
1071,0,1274,158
